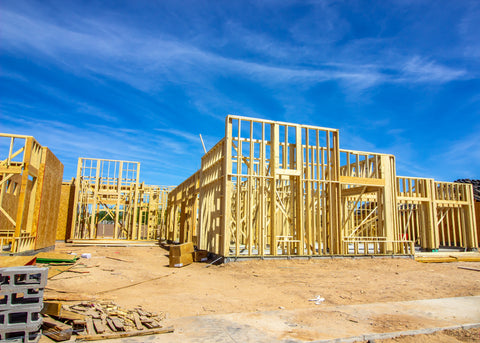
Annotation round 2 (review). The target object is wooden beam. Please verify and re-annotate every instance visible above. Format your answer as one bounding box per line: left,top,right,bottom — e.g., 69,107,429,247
340,175,385,186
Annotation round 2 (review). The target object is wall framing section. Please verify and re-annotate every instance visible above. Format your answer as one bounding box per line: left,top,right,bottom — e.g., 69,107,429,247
70,158,172,241
164,115,478,258
0,134,63,252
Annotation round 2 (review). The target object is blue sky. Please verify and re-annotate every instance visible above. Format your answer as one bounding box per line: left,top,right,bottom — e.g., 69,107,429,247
1,0,479,185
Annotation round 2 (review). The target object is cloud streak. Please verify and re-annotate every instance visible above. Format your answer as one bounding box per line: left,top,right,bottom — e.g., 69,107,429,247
1,6,468,96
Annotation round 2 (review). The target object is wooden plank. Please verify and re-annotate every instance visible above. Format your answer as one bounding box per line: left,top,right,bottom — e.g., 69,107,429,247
133,313,144,330
106,317,117,331
42,315,73,341
41,301,63,317
458,266,480,272
0,165,23,174
93,318,106,334
78,326,174,341
85,316,96,335
42,301,87,321
340,175,385,186
110,317,124,331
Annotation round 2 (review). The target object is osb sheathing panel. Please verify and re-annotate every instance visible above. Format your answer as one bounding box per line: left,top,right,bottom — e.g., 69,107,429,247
476,202,480,247
56,181,75,241
0,174,22,234
19,179,35,234
34,147,64,250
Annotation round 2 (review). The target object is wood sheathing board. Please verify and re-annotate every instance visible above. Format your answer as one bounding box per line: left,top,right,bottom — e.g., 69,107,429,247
0,174,23,234
56,180,75,241
34,147,64,250
476,202,480,247
19,179,35,235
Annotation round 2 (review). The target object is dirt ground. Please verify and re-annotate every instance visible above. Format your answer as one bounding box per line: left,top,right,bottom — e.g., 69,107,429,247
377,327,480,342
43,243,480,341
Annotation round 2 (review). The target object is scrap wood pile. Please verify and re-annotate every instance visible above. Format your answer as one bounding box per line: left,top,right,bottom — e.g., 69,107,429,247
41,300,173,341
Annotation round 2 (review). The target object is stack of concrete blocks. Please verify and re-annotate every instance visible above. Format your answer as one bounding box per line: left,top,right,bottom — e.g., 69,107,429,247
0,266,48,343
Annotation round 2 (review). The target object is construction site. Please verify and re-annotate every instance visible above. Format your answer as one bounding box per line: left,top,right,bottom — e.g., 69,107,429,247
1,116,480,343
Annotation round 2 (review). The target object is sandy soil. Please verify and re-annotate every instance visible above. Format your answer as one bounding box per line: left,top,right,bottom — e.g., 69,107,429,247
377,327,480,342
46,243,480,322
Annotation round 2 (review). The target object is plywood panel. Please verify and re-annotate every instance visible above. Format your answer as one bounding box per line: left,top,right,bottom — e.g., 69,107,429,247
0,174,22,235
34,147,64,250
475,202,480,247
56,180,75,241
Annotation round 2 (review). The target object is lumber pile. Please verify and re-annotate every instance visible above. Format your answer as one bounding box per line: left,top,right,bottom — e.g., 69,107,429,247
41,300,172,341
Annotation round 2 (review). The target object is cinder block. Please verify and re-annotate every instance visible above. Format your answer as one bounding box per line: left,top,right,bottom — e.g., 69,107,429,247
0,308,42,330
0,267,48,291
0,325,42,343
0,288,45,312
169,242,194,257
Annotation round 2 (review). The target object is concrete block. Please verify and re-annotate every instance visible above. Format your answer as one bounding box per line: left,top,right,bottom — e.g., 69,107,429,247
0,288,44,312
0,266,48,291
0,308,43,330
0,325,42,343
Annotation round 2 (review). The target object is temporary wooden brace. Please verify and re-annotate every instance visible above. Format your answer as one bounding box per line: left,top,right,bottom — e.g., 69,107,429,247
70,158,173,241
0,133,64,252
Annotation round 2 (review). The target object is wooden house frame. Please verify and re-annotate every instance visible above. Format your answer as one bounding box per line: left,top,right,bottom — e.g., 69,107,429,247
0,134,63,253
164,115,478,258
70,158,172,241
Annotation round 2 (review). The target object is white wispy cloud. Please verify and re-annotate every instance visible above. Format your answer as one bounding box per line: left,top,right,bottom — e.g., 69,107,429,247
399,56,467,83
1,5,467,98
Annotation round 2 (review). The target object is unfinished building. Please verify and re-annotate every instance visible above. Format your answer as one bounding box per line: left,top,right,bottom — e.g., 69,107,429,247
70,158,173,242
0,134,63,253
165,116,478,258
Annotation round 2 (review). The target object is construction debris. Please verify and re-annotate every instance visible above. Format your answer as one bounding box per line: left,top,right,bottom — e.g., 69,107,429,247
0,255,36,267
40,300,172,341
458,266,480,272
42,315,73,341
35,252,79,263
